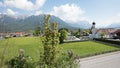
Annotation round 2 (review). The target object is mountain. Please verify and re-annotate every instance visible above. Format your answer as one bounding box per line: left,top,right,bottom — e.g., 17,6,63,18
0,14,77,32
108,23,120,28
0,14,91,32
69,21,91,29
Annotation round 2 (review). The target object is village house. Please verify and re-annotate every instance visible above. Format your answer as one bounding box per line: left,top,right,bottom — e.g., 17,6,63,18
0,33,4,39
95,28,120,39
111,29,120,39
13,32,25,37
66,32,80,41
0,32,27,38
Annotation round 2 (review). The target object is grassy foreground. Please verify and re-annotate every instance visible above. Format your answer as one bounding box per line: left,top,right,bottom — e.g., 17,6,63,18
0,37,120,62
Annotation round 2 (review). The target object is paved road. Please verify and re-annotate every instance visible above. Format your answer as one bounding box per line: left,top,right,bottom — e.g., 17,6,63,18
80,51,120,68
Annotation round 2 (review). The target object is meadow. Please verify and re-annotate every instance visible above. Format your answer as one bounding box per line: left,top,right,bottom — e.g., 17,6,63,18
0,37,120,62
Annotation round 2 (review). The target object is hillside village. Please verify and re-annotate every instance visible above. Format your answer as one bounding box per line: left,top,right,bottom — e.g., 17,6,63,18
0,27,120,41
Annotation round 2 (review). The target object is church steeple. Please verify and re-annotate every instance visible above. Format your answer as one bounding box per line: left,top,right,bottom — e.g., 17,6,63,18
92,22,96,25
89,22,97,39
91,22,96,30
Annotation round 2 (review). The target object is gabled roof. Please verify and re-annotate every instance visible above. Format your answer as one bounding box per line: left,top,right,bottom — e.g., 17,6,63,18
96,28,116,35
112,29,120,34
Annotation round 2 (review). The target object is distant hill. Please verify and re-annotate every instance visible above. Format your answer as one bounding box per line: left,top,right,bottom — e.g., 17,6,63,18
70,21,91,29
0,14,91,32
108,23,120,28
0,14,77,32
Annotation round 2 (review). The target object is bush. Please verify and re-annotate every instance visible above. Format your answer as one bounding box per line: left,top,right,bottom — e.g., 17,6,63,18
7,49,36,68
57,50,80,68
39,49,80,68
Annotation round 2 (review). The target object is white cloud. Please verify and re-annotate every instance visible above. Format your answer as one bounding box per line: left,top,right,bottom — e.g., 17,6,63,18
0,2,3,6
2,0,46,10
34,10,43,16
35,0,46,10
50,4,89,23
4,0,34,10
6,9,17,15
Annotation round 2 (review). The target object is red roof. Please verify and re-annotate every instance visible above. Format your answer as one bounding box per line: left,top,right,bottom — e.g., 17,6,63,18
15,32,25,34
97,28,116,35
112,29,120,34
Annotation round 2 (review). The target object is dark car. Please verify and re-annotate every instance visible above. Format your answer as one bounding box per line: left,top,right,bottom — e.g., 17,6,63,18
113,36,120,39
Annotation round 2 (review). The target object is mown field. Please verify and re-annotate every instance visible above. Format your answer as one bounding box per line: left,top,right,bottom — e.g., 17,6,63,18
0,37,120,62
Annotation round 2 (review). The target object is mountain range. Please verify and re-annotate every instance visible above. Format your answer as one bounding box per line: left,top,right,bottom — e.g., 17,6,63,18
0,14,91,32
107,23,120,28
70,21,91,29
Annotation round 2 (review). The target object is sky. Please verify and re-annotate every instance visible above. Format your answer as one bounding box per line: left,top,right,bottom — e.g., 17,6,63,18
0,0,120,28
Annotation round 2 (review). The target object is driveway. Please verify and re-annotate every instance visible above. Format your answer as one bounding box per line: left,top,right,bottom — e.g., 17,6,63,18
80,51,120,68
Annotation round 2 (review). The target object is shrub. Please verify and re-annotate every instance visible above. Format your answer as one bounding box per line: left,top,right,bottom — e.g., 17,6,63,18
7,49,36,68
39,49,80,68
56,50,80,68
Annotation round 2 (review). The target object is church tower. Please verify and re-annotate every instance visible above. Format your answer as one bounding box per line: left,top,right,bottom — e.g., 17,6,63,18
91,22,96,33
89,22,97,39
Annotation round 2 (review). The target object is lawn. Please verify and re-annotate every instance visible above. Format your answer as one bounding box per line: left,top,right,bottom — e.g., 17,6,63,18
61,41,120,57
0,37,120,62
0,37,42,62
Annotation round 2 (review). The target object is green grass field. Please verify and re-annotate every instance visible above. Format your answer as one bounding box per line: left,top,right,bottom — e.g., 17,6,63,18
61,41,120,57
0,37,120,62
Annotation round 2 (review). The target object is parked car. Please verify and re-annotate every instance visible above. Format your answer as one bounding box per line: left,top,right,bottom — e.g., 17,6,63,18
113,36,120,39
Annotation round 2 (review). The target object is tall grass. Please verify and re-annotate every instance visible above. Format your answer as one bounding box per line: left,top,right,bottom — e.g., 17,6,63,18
0,39,9,68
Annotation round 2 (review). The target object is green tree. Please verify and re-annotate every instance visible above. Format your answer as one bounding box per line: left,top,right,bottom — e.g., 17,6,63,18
58,28,68,32
75,32,81,38
34,26,41,36
101,32,105,39
78,29,81,33
75,29,81,38
59,29,68,44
